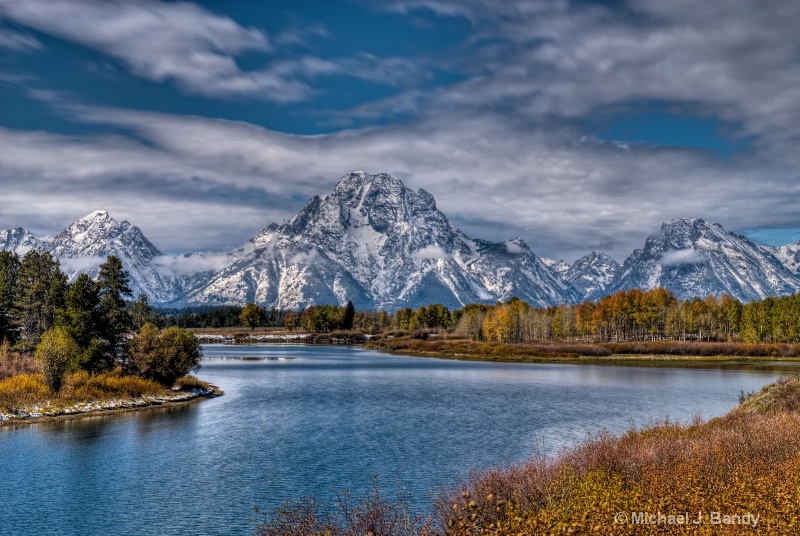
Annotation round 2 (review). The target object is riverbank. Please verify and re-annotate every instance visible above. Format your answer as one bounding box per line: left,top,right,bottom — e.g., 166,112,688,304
191,327,368,345
439,373,800,535
254,371,800,535
0,372,222,427
363,337,800,367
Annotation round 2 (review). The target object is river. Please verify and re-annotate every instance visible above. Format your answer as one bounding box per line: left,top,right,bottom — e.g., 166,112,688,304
0,344,791,535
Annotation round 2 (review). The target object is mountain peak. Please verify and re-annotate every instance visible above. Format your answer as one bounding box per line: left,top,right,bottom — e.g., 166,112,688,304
80,210,114,223
610,218,799,301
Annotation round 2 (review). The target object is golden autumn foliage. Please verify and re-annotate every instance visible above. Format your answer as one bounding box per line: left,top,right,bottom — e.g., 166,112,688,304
0,368,168,414
439,375,800,535
451,289,800,344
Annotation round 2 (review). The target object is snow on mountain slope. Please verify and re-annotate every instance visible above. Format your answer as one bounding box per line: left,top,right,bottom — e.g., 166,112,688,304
541,257,571,277
186,171,578,309
763,241,800,276
0,227,46,254
565,251,621,300
606,219,800,301
7,185,800,309
0,211,187,303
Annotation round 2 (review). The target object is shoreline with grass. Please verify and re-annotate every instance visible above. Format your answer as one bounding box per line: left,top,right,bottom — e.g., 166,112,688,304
254,372,800,535
0,370,222,427
362,336,800,368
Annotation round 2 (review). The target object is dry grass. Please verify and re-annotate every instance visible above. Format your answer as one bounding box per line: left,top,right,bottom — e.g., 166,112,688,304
439,376,800,535
173,374,211,390
365,338,612,360
0,368,172,414
366,337,800,362
252,480,433,536
602,340,800,358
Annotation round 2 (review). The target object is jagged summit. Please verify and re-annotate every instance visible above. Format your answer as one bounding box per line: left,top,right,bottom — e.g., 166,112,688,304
50,211,162,259
5,177,800,308
0,227,46,254
188,171,577,309
764,240,800,276
81,210,111,220
606,218,800,301
566,251,621,300
0,211,182,303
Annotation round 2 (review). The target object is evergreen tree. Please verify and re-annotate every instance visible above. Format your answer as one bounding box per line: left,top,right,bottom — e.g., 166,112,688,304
57,273,107,371
0,251,20,344
13,250,67,350
342,300,355,331
129,294,154,330
97,255,132,360
59,274,101,348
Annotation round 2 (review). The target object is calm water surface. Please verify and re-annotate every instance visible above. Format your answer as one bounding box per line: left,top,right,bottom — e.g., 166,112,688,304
0,345,791,535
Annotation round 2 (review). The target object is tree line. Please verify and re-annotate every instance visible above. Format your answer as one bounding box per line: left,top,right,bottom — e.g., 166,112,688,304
158,305,288,329
0,250,200,391
258,288,800,344
454,289,800,344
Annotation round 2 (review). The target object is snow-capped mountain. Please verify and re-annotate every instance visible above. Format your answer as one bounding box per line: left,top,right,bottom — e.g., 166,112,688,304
762,241,800,276
6,180,800,310
185,171,578,309
606,219,800,301
0,227,46,254
0,211,184,303
565,251,621,300
541,257,571,277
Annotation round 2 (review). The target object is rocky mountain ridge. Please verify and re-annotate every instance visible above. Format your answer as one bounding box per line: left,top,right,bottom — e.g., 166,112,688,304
4,174,800,308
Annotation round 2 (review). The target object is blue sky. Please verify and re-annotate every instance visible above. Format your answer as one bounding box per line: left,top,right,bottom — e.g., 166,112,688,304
1,0,799,261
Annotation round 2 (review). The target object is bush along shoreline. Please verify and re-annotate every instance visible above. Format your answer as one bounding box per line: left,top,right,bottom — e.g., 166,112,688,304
252,373,800,535
0,253,216,425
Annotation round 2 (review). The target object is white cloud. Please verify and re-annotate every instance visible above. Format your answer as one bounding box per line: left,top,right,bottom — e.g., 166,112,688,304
4,1,800,261
0,102,797,261
504,241,524,254
154,253,231,275
0,0,313,101
290,248,318,264
412,244,449,260
660,248,706,267
0,0,433,101
60,255,105,273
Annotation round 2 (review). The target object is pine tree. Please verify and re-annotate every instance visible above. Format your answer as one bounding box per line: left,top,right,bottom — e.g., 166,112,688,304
342,300,355,331
59,273,101,347
129,294,154,330
57,273,108,371
13,250,67,350
0,251,20,344
97,255,132,360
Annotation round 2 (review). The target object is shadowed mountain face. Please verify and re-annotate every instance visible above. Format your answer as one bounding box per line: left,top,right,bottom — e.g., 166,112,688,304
185,172,578,309
606,218,800,301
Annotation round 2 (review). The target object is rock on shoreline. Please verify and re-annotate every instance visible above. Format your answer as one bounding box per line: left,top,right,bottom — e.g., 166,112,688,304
0,386,221,426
